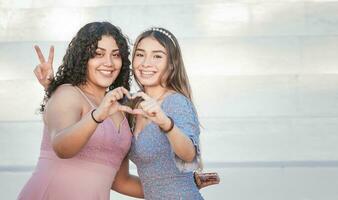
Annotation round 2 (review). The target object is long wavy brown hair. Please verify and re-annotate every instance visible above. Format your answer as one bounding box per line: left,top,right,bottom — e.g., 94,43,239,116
131,27,203,169
40,22,131,112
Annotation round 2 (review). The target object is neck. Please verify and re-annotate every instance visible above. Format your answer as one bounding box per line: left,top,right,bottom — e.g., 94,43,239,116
144,85,167,100
81,82,106,99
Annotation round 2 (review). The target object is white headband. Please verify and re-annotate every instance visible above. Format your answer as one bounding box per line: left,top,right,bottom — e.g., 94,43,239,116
148,27,176,47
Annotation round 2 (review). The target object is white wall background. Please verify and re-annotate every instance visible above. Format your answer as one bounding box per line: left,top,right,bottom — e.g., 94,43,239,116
1,0,338,199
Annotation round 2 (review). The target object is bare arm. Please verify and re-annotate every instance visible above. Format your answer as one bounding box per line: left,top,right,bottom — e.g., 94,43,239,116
160,118,196,162
111,157,144,198
45,86,99,158
46,85,130,158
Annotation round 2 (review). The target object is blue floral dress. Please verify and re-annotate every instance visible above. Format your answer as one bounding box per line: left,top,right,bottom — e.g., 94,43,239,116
129,93,203,200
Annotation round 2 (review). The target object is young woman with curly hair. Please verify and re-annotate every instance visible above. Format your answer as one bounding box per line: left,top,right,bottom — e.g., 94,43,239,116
18,22,144,200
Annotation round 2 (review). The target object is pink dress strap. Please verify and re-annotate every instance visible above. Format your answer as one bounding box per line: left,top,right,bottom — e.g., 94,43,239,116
74,86,96,108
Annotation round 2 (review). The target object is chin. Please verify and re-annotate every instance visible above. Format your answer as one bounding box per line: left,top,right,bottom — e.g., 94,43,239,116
98,79,115,88
139,80,161,88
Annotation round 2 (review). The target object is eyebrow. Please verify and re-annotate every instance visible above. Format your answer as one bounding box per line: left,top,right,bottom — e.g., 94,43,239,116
97,47,119,52
136,48,167,55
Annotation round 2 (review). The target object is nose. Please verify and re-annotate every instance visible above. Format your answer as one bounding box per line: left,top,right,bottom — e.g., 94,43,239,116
103,55,113,67
141,55,152,68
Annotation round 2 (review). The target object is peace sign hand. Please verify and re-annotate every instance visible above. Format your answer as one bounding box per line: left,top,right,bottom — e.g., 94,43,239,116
33,45,54,89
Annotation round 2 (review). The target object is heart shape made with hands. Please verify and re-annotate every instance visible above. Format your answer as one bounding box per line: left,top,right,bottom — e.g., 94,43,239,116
114,91,159,118
119,96,145,115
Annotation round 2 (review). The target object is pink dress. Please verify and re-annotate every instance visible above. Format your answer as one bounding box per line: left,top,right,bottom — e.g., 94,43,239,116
18,86,132,200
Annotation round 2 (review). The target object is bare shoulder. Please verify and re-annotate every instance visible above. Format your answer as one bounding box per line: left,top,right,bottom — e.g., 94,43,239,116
46,84,84,111
53,84,80,96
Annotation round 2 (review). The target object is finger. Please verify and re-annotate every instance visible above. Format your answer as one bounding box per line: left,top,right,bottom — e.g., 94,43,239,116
142,102,157,113
139,99,156,108
116,88,124,99
132,108,148,117
131,92,151,101
110,96,117,102
138,101,156,117
112,88,127,100
34,45,46,63
108,91,120,101
138,100,148,110
110,91,121,100
138,101,151,110
115,90,123,100
47,46,54,64
46,73,53,81
144,107,156,117
48,68,54,78
138,101,145,109
33,65,43,80
118,105,134,114
120,87,131,99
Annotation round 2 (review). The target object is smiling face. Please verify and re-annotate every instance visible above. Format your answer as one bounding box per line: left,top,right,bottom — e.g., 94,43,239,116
132,36,168,88
86,35,122,88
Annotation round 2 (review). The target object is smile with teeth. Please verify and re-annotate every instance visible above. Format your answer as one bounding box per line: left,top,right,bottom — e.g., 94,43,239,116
98,69,113,76
140,70,156,78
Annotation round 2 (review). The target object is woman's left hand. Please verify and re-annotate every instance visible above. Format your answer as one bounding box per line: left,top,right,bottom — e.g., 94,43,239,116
127,92,169,127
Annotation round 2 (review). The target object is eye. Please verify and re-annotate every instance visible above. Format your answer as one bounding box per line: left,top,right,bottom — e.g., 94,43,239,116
154,55,162,59
95,52,104,57
136,53,144,57
112,53,120,58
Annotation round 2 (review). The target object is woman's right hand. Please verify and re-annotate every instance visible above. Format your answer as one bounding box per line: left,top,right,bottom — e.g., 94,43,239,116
93,87,132,121
33,45,54,89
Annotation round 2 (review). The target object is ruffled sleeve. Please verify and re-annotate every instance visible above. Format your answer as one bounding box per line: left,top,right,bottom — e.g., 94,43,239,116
162,93,201,172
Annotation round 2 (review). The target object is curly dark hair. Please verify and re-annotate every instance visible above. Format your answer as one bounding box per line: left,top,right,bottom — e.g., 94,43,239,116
40,22,131,112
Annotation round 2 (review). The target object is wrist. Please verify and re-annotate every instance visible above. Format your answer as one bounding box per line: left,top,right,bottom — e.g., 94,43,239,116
159,116,174,133
91,109,104,123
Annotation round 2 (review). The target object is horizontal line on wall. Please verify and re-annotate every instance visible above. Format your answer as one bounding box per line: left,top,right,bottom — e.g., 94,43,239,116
204,160,338,168
2,116,338,124
1,160,338,172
